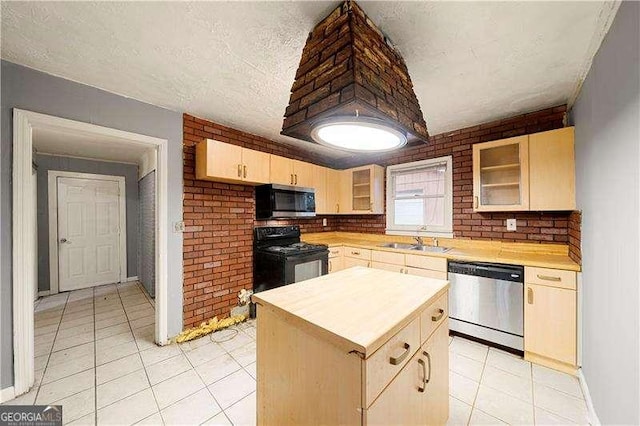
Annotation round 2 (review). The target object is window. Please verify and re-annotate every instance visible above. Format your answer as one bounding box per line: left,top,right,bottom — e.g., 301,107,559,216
386,156,453,237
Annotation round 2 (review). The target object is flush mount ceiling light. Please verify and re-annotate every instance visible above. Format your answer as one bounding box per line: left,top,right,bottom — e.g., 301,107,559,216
281,0,429,152
310,116,407,152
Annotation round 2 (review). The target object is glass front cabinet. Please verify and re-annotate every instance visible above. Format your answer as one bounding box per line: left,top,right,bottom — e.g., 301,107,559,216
472,136,530,211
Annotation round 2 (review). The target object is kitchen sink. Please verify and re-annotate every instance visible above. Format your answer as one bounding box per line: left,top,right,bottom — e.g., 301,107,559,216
379,242,416,250
411,245,451,253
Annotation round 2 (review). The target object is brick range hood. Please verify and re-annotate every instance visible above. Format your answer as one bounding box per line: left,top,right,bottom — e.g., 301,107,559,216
281,0,429,150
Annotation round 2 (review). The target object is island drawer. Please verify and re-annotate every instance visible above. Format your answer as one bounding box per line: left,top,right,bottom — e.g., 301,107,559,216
328,247,343,258
344,246,372,260
525,266,576,290
405,254,447,272
364,316,420,408
371,250,405,266
420,291,448,344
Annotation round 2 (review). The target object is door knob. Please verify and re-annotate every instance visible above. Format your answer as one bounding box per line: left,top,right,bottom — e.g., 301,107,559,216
60,238,70,244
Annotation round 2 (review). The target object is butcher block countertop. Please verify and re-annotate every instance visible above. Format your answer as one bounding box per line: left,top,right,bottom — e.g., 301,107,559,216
302,232,581,272
251,267,449,357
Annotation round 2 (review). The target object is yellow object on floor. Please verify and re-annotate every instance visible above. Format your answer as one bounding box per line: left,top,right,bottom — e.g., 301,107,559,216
173,314,247,343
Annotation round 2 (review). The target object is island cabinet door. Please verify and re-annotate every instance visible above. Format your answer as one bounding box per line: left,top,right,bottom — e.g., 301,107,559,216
364,321,449,425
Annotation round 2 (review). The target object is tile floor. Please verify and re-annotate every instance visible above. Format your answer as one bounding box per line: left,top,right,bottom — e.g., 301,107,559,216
5,283,588,425
447,336,589,425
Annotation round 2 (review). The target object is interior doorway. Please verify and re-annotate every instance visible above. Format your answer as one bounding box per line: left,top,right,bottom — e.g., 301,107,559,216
12,109,170,398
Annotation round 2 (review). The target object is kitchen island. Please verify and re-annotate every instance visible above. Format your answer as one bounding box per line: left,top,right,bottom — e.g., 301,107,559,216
252,267,450,425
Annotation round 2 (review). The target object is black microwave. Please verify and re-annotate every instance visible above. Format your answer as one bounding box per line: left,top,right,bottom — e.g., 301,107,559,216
255,184,316,219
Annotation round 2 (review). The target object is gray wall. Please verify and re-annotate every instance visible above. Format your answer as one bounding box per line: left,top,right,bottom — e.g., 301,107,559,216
34,154,140,292
139,171,156,298
1,61,184,389
570,1,639,423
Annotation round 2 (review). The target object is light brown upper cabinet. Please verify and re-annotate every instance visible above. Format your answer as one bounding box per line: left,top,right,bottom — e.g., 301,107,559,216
325,168,343,214
196,139,270,184
312,165,327,214
473,136,530,211
472,127,575,212
269,155,294,185
529,128,576,210
293,160,314,187
269,155,314,187
196,140,385,215
345,165,385,214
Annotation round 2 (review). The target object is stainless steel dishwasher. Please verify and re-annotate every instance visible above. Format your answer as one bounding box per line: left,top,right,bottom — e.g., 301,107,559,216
448,261,524,351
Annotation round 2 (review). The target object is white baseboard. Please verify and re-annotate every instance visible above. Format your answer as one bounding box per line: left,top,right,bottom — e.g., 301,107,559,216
124,276,139,282
0,386,15,403
578,368,601,425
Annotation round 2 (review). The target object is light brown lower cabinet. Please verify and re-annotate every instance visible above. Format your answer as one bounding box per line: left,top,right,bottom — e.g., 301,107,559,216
523,266,577,374
344,257,370,269
524,283,577,371
370,261,404,273
257,296,450,425
328,256,344,273
366,320,449,425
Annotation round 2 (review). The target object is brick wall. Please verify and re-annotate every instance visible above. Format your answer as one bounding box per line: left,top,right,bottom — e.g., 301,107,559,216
568,211,581,263
183,115,341,327
183,105,580,327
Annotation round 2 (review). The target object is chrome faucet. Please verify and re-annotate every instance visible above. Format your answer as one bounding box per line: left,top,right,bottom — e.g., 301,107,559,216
414,236,424,246
432,237,439,247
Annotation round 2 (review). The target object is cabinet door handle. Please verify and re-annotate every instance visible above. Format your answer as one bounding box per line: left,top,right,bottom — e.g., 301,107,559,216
351,251,360,256
336,203,339,213
290,174,294,185
294,174,298,185
536,274,561,282
527,287,534,304
243,165,247,178
389,342,410,365
237,164,242,177
417,351,431,393
474,196,479,209
431,308,445,322
400,268,404,274
328,260,332,272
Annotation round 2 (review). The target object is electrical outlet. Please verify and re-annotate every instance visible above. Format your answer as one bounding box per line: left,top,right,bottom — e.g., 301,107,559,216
322,218,328,227
174,221,185,232
506,218,517,231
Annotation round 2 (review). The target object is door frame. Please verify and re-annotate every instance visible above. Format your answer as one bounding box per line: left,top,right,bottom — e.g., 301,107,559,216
48,171,127,294
12,108,170,397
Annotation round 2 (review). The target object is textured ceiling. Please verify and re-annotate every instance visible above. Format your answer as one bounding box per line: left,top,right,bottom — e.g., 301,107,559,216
33,127,151,165
1,1,618,161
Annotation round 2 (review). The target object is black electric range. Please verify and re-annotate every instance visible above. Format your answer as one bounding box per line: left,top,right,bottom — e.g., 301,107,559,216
253,226,329,295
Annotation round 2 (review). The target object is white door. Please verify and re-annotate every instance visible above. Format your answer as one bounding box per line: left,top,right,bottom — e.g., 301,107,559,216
57,177,122,291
